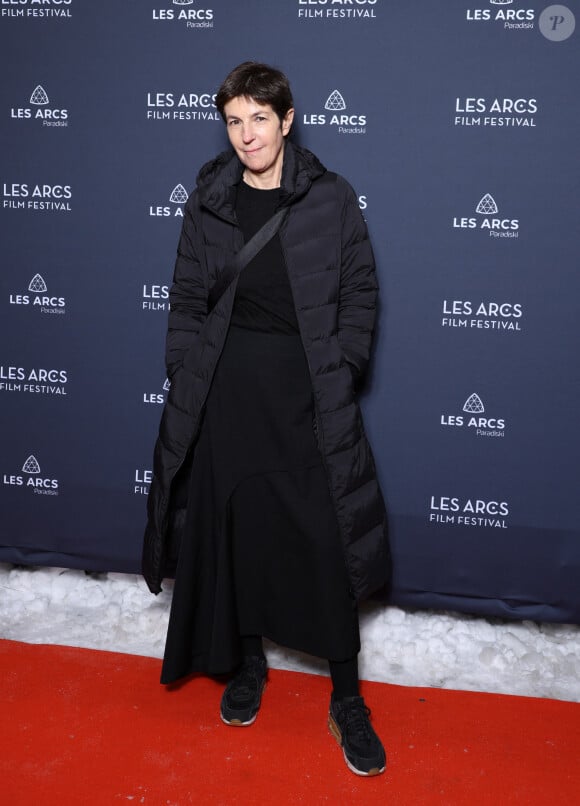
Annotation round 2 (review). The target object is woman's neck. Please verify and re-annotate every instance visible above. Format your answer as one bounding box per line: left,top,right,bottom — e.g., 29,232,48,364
242,167,281,190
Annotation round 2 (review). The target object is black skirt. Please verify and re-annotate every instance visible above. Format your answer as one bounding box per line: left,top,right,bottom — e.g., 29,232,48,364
160,325,360,683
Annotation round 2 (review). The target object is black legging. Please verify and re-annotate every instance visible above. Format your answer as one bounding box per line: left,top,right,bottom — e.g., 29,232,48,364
240,635,359,699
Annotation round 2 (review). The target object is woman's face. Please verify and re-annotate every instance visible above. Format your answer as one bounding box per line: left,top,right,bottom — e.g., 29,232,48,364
224,95,294,184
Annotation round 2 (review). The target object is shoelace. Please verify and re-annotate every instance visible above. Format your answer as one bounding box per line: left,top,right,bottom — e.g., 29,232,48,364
228,661,264,703
343,701,374,744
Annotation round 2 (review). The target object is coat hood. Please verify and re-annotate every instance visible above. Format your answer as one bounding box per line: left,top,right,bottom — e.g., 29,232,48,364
196,141,326,220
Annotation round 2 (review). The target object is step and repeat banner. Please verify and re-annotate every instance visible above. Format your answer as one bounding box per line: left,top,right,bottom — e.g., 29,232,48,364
1,1,579,623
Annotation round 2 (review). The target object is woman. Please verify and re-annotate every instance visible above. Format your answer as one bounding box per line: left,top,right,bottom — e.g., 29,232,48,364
143,62,390,777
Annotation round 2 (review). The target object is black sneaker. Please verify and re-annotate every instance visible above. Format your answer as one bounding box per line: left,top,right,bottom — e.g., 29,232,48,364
220,656,267,727
328,694,386,776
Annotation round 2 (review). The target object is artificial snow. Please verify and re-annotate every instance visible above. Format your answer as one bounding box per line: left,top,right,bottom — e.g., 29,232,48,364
1,563,579,703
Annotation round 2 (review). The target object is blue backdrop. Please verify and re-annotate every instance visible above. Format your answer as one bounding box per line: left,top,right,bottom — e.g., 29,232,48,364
1,0,579,623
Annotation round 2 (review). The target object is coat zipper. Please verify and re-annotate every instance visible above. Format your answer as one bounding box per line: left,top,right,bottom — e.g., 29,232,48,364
159,220,243,538
279,229,353,583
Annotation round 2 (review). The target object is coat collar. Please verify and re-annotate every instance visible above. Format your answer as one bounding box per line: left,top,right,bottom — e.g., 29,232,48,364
196,141,326,223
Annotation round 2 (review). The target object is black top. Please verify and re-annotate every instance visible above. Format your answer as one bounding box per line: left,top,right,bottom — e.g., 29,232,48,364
231,181,299,333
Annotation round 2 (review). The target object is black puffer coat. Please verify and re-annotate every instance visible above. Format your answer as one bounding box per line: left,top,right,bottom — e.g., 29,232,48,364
143,142,389,599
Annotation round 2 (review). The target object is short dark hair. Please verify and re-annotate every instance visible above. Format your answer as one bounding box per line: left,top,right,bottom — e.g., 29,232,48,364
215,62,294,123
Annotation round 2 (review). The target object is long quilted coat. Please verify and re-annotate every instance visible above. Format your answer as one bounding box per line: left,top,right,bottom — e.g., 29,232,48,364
142,141,390,600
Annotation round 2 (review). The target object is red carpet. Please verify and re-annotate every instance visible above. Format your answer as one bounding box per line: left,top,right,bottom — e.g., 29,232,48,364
1,640,578,805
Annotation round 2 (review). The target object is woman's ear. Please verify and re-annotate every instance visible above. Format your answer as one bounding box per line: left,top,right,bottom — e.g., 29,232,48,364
282,108,295,137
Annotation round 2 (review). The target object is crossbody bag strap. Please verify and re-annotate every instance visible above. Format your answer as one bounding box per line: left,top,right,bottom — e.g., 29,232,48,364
208,206,289,311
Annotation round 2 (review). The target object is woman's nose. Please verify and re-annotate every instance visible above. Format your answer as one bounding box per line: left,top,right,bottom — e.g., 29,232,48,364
241,125,255,143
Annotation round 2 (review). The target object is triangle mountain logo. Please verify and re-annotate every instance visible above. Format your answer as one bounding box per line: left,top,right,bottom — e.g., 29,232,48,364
324,90,346,112
463,394,485,414
22,455,41,474
30,85,49,106
28,274,48,293
476,194,498,215
169,184,188,204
